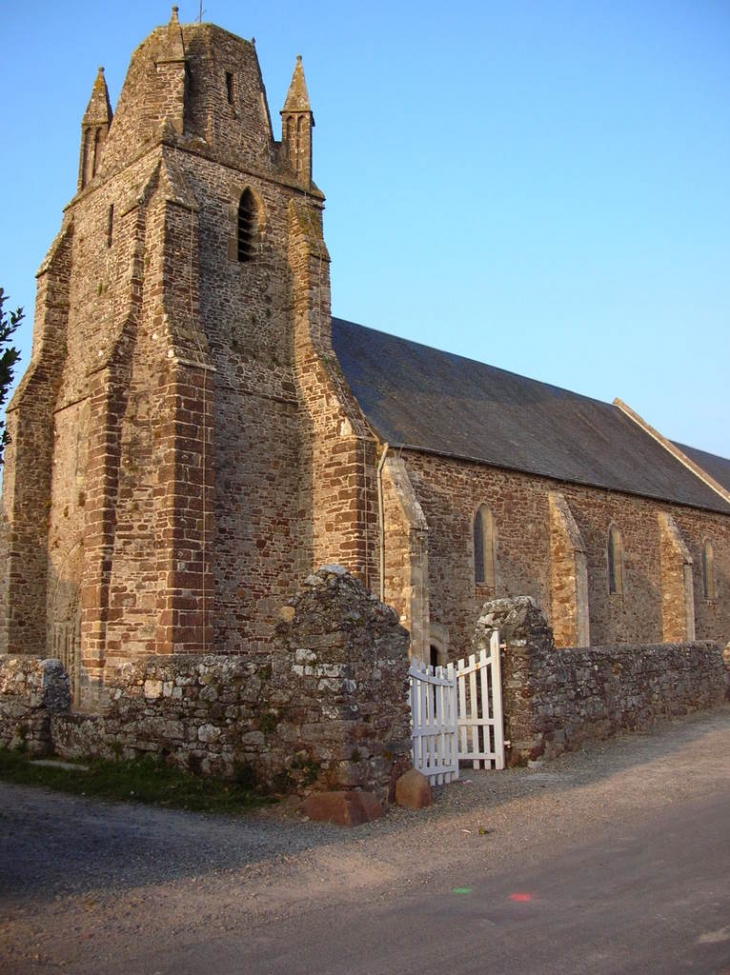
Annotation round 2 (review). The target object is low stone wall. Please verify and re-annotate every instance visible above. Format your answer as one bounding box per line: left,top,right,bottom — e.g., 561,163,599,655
0,568,412,804
476,596,729,764
0,657,70,754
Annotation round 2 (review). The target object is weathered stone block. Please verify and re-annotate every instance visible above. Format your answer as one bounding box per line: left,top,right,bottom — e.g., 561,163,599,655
394,768,432,809
301,790,384,826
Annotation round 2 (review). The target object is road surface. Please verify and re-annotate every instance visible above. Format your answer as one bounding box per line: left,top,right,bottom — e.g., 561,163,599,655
2,707,729,974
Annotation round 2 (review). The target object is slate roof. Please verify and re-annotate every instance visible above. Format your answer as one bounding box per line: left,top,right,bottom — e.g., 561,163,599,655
674,442,730,495
331,318,730,516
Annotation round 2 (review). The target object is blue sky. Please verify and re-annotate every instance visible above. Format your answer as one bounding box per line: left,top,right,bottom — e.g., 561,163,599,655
1,1,728,455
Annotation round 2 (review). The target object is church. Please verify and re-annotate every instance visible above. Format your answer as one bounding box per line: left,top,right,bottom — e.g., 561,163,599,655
1,9,728,708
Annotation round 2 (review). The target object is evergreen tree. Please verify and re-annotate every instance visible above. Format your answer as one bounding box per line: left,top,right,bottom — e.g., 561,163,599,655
0,289,23,466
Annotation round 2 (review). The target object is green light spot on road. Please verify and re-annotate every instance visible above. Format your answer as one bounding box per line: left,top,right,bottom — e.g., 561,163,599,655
452,887,472,895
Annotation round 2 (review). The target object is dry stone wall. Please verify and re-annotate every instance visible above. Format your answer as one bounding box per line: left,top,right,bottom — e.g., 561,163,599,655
476,596,729,765
0,658,70,754
0,569,411,805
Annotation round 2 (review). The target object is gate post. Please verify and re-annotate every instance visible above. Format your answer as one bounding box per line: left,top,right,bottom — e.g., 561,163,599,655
474,596,555,766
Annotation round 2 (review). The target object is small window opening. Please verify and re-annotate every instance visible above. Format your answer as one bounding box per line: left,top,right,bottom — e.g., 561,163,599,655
81,127,92,188
702,539,716,600
237,189,256,262
474,504,496,587
106,203,114,248
226,71,235,105
608,524,624,595
429,645,441,669
92,128,102,177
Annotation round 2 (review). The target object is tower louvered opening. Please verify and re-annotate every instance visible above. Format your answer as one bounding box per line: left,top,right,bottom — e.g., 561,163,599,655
237,189,256,262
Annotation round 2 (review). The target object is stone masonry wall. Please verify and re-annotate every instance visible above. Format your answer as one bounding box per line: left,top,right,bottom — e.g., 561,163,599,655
0,569,411,805
403,450,730,660
0,658,70,755
0,14,384,688
380,454,430,662
475,596,729,765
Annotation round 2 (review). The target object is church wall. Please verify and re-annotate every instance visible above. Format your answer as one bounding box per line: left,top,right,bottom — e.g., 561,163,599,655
404,452,550,658
674,507,730,642
403,450,730,659
176,152,306,653
287,202,380,594
380,454,430,661
565,487,665,645
55,159,154,685
0,226,74,658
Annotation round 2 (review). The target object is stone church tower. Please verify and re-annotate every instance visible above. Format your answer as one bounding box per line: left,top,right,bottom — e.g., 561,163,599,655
0,10,377,704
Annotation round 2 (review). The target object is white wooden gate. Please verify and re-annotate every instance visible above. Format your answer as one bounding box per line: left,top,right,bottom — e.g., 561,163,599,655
448,630,505,771
410,630,505,784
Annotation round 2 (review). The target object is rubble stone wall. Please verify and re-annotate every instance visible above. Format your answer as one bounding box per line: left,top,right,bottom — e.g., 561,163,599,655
476,596,729,765
0,657,71,754
0,569,411,804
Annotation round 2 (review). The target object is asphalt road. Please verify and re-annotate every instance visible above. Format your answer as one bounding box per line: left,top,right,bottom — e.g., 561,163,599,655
96,789,730,975
2,707,730,974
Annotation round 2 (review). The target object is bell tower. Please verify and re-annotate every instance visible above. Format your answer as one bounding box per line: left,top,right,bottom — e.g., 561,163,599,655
0,9,374,707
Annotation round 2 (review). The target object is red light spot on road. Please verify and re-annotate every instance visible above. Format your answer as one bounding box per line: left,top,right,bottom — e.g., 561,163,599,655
509,893,533,902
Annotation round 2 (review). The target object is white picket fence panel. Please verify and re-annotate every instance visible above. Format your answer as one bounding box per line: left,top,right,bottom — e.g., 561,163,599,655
410,630,505,784
409,660,459,785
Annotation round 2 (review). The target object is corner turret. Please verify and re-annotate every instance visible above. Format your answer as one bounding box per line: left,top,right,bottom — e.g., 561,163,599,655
280,55,314,185
77,67,113,190
154,5,187,136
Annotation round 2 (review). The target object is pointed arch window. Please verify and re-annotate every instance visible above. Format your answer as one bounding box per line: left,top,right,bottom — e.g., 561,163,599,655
702,539,716,600
237,189,257,262
608,524,624,595
474,504,496,588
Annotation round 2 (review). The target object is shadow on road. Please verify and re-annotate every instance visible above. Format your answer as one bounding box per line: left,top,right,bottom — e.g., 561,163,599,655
1,705,728,907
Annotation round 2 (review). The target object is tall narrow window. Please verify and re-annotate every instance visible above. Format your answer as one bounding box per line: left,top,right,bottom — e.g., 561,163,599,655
702,539,716,600
226,71,235,105
80,127,92,188
473,504,496,587
237,189,256,262
608,524,624,595
106,203,114,248
92,128,102,177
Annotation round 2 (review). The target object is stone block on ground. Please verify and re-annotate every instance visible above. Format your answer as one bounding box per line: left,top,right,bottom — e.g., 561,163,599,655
395,768,432,809
301,790,384,826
